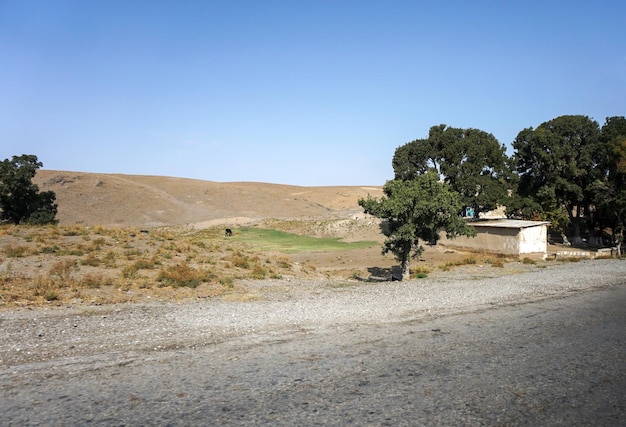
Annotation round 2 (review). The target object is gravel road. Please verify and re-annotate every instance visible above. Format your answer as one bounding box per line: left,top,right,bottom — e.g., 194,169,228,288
1,259,625,425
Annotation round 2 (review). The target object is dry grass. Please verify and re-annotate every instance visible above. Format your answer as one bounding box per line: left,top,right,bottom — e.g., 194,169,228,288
437,252,520,271
5,169,573,307
0,224,307,307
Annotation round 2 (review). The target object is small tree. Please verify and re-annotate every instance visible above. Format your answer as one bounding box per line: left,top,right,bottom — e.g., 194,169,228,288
0,154,58,225
359,172,475,281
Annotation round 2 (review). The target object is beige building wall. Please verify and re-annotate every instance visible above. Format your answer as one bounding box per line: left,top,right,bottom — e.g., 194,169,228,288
439,220,549,258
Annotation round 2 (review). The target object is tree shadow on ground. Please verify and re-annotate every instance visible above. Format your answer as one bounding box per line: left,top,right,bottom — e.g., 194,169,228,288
354,266,403,282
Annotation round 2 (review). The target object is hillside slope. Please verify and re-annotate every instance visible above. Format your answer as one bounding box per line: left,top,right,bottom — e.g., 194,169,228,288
33,170,383,228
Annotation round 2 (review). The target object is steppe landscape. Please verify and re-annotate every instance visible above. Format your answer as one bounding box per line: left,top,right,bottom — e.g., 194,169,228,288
1,169,494,306
1,170,625,425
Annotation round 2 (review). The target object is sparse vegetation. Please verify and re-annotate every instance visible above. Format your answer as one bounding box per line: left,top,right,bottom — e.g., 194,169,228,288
156,262,208,288
0,217,556,307
4,244,28,258
411,266,431,279
439,257,478,271
0,221,384,305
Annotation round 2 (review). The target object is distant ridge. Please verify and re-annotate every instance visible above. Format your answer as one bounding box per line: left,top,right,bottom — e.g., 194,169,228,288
34,170,383,228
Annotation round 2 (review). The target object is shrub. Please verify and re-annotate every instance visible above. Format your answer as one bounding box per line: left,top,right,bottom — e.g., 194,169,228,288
62,227,83,236
230,252,251,269
275,257,292,269
219,276,234,288
44,290,59,301
40,245,60,254
133,258,158,269
103,251,117,267
157,262,208,288
82,273,111,288
121,264,139,279
66,247,84,256
249,264,267,279
411,266,430,278
49,259,78,284
439,257,477,271
30,276,60,300
81,253,100,266
4,245,28,258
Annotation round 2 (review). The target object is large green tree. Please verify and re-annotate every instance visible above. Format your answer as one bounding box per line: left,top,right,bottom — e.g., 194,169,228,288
513,115,602,244
359,172,475,281
593,116,626,253
0,154,58,225
393,125,513,217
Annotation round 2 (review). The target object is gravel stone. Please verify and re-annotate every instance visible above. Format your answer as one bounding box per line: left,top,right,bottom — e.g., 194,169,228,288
1,259,624,425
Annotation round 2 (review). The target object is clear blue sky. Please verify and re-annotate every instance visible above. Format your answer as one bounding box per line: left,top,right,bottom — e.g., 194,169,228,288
2,1,625,186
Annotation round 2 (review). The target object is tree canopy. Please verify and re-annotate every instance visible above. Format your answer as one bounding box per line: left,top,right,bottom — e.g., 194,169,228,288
0,154,58,225
593,116,626,253
393,125,513,217
513,115,602,244
359,172,475,281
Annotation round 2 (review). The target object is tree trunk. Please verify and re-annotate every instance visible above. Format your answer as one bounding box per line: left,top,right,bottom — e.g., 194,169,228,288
561,233,571,246
588,233,602,247
571,206,583,245
401,260,411,281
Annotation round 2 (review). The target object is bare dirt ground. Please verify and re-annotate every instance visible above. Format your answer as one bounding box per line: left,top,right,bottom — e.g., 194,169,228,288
0,171,623,425
33,170,384,228
0,170,595,308
1,261,624,425
32,169,554,266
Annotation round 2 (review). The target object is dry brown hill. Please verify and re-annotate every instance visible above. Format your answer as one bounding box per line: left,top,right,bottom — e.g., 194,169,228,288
34,170,383,228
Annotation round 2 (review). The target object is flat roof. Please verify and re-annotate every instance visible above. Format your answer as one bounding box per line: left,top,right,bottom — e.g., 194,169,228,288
469,219,550,229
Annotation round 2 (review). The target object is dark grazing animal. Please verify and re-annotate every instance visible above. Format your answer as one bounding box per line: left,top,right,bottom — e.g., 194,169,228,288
225,228,233,237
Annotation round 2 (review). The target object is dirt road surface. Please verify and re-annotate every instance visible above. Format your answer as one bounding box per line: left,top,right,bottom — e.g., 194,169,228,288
1,260,625,426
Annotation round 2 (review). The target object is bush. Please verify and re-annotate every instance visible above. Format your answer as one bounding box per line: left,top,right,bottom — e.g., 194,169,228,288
4,245,28,258
82,273,111,288
230,252,251,269
49,259,78,284
44,290,59,301
81,253,100,266
157,262,209,288
250,264,267,279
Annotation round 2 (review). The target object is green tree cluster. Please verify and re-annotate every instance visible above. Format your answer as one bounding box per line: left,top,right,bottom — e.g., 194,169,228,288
597,116,626,254
0,154,58,225
513,115,626,250
361,115,625,279
393,125,514,218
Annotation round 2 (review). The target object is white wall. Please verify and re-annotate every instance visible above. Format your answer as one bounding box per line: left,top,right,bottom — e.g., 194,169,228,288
519,224,548,254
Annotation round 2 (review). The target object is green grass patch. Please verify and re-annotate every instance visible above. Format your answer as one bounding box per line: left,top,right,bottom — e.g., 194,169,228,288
226,228,377,254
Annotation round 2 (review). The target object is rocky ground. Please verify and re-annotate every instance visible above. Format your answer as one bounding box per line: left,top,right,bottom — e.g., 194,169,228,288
2,259,623,367
1,259,624,425
0,171,621,424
